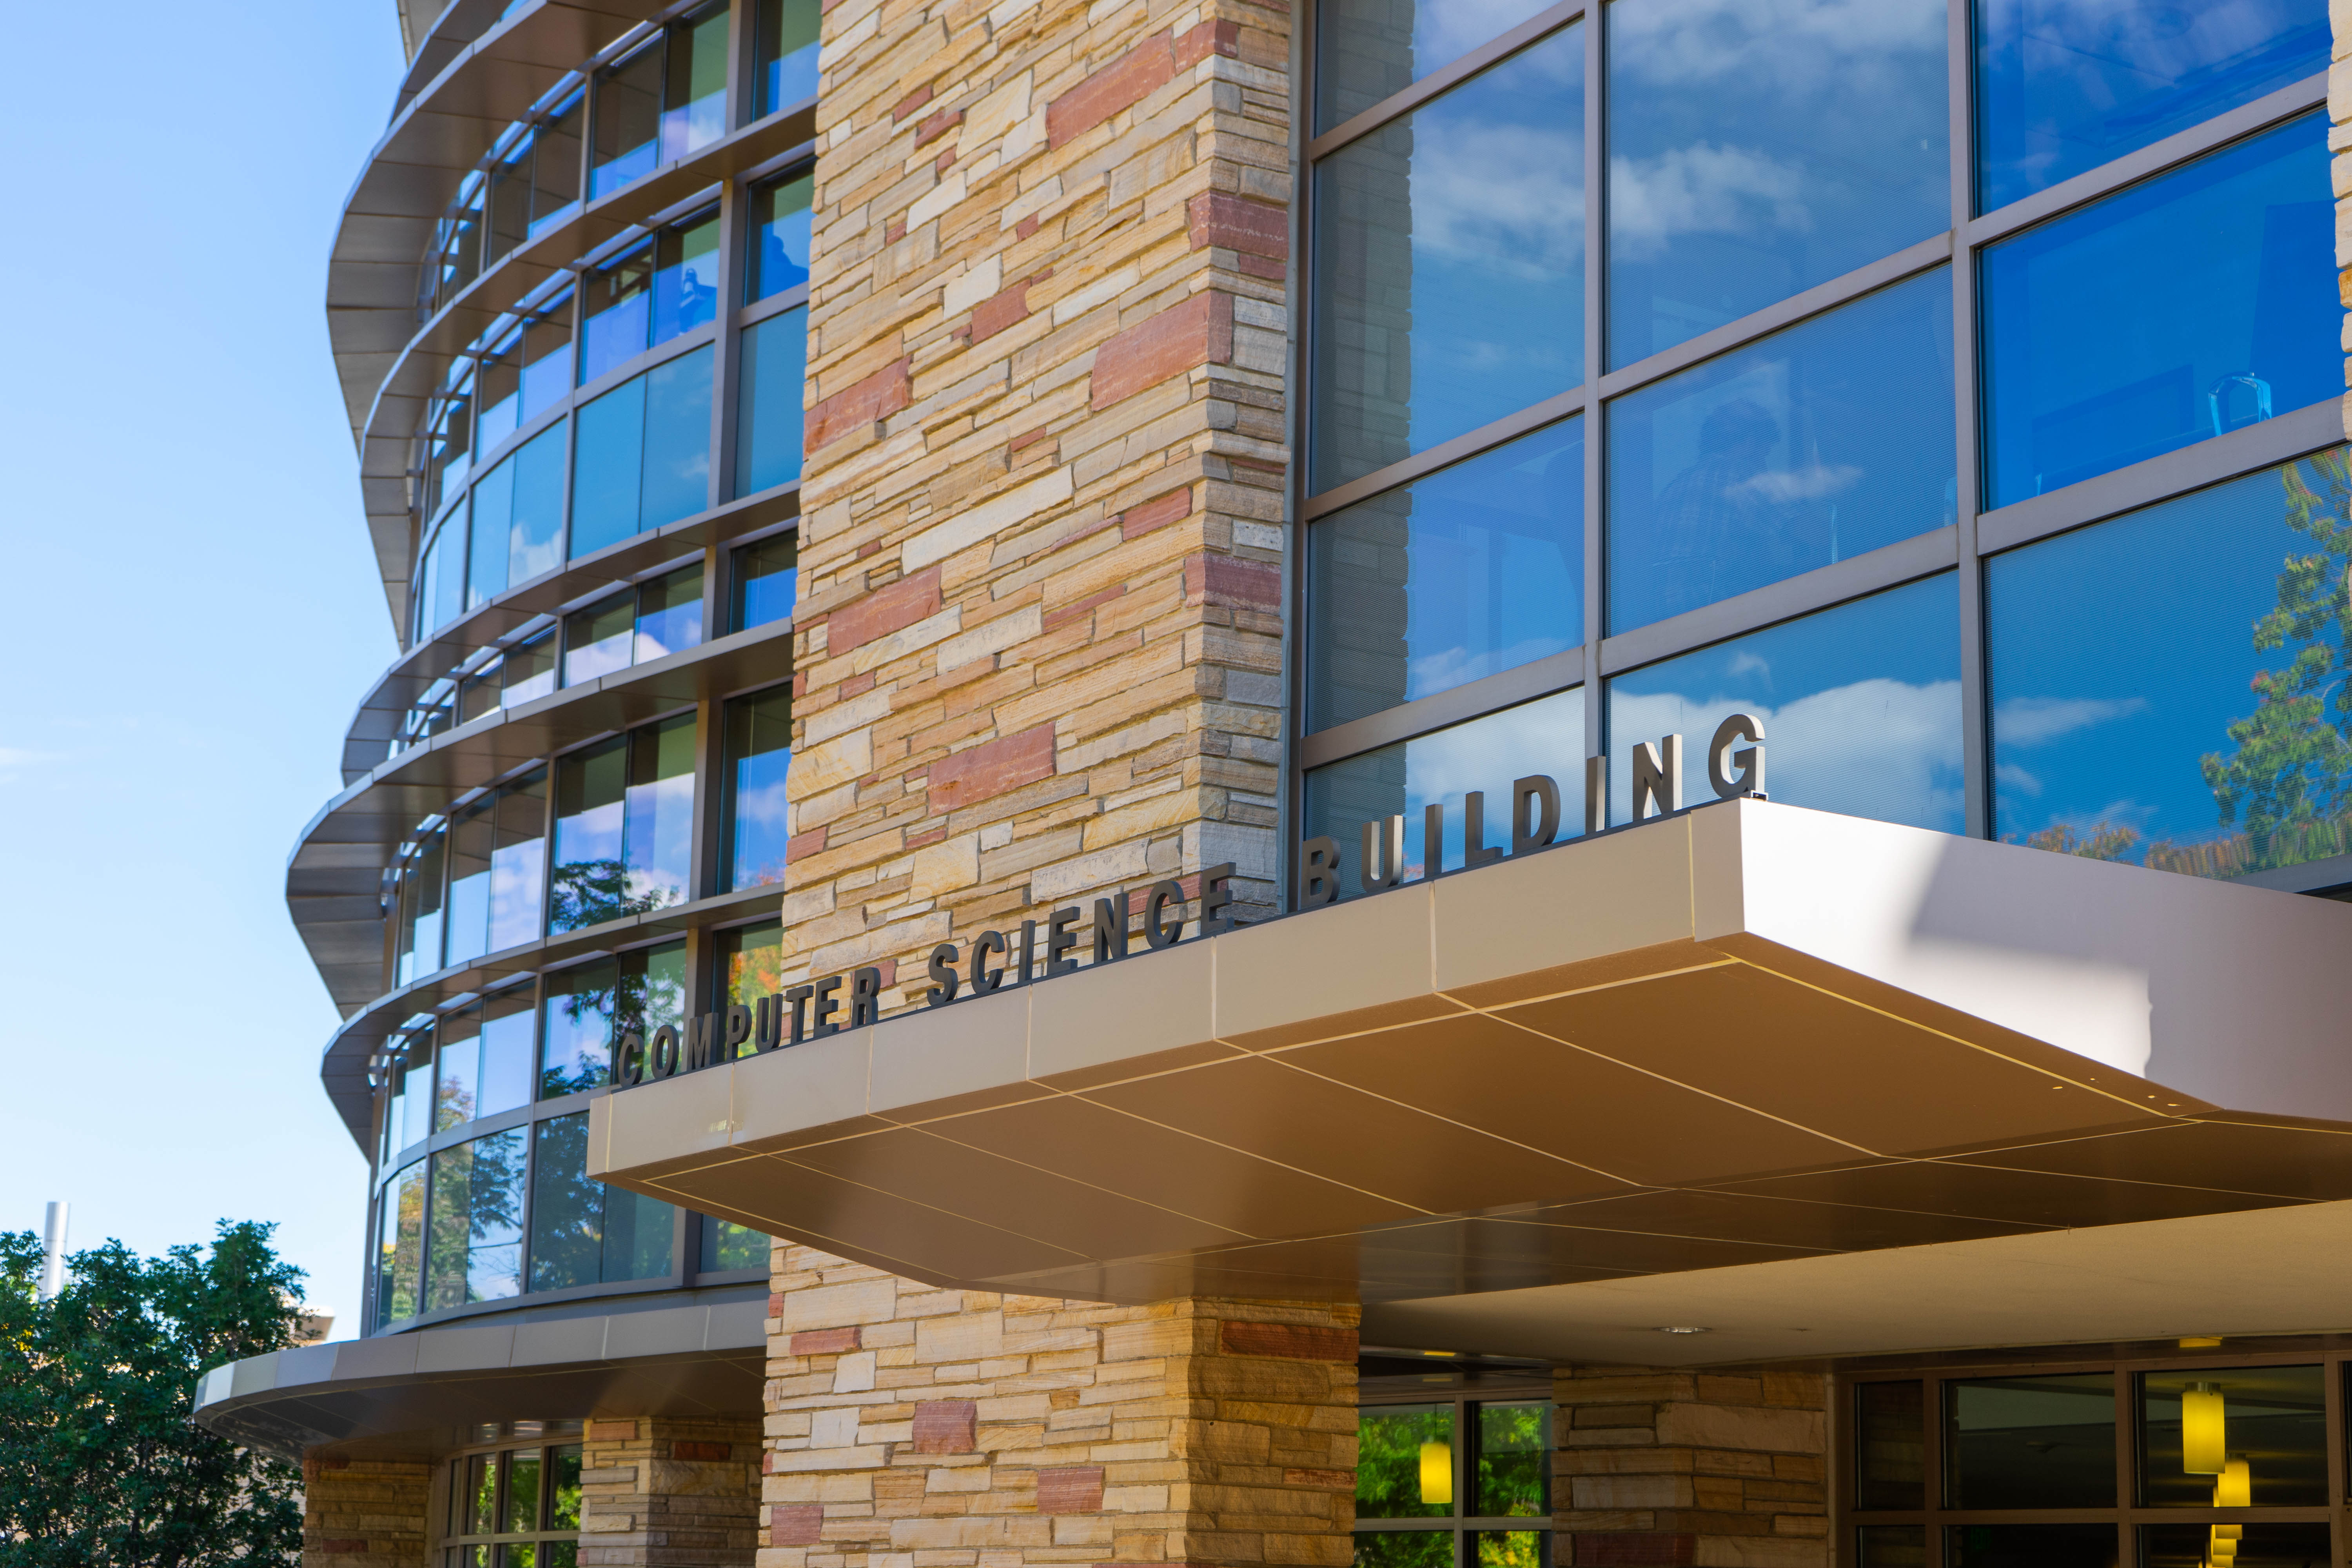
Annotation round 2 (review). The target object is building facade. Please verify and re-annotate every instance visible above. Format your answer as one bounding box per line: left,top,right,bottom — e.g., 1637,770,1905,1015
198,2,2352,1568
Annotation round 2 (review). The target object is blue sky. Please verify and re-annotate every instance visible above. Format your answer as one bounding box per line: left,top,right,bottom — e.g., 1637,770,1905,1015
0,2,409,1322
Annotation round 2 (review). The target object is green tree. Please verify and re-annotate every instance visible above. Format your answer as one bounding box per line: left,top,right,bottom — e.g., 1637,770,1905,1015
2194,452,2352,872
0,1220,306,1565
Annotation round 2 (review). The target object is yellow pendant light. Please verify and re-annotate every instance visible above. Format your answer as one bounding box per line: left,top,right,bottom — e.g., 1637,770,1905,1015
2215,1456,2250,1509
2210,1530,2238,1562
1419,1440,1452,1505
2182,1383,2227,1474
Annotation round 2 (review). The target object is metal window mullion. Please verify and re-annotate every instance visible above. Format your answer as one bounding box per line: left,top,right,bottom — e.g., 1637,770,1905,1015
1580,0,1605,794
1948,0,1989,842
1284,0,1321,912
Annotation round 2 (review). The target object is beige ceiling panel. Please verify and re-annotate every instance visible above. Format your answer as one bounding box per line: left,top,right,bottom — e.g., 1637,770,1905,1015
1953,1118,2352,1200
1528,1186,2040,1252
1713,1158,2305,1229
1212,881,1457,1050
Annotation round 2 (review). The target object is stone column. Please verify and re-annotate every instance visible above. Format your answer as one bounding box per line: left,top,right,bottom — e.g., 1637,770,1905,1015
1553,1367,1827,1568
303,1452,431,1568
756,1245,1356,1568
582,1416,764,1568
780,0,1296,1007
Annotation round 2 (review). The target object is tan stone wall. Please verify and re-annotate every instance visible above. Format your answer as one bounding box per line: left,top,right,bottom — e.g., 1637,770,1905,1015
1553,1368,1827,1568
757,1243,1357,1568
303,1452,431,1568
583,1415,765,1567
780,0,1296,1005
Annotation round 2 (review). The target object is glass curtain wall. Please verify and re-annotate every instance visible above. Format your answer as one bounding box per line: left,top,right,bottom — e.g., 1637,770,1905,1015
1298,0,2336,896
444,1425,585,1566
1356,1388,1553,1568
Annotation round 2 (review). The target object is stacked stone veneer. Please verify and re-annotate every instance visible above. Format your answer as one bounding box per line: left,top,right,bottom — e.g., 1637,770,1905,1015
583,1415,765,1566
1553,1367,1828,1568
757,1243,1357,1568
778,0,1294,1007
304,1453,430,1568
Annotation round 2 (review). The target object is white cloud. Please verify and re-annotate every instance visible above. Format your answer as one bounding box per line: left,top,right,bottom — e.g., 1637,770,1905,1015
1606,143,1816,260
1413,122,1584,282
1737,462,1861,505
1995,761,2043,799
1727,651,1771,680
1611,0,1945,93
1992,695,2149,748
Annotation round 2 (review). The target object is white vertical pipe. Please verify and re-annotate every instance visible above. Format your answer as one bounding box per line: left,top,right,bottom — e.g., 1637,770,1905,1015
37,1201,67,1301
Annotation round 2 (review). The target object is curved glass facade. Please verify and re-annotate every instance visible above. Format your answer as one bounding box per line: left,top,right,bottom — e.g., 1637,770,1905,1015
1298,0,2338,894
324,0,817,1338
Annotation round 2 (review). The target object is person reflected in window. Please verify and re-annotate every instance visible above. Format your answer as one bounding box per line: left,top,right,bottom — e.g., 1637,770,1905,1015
672,265,718,336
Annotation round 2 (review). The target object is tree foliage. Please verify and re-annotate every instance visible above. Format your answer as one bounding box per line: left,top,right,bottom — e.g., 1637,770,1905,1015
0,1220,306,1565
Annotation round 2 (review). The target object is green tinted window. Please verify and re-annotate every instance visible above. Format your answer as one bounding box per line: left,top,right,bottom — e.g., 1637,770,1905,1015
1359,1405,1454,1519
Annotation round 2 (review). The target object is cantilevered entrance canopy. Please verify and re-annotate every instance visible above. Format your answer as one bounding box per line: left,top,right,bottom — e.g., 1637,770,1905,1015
591,800,2352,1359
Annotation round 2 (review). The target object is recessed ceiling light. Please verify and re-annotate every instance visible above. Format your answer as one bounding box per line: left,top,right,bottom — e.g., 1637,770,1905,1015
1658,1326,1709,1335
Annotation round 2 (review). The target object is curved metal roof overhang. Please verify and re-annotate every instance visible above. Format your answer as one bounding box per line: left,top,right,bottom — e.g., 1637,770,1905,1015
289,618,792,1057
192,1295,767,1460
350,112,817,634
335,480,799,783
590,799,2352,1363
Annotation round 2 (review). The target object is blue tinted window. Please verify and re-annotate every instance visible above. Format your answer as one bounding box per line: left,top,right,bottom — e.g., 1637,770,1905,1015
724,686,793,890
757,0,821,115
551,736,627,931
1988,450,2352,877
1977,0,2328,213
1314,0,1557,132
750,175,813,301
435,1012,480,1129
1308,416,1583,731
635,565,705,661
1301,687,1587,898
733,534,798,630
737,307,808,494
563,593,633,686
652,213,720,346
1311,24,1584,493
508,421,567,584
476,994,536,1117
580,241,653,385
488,769,547,951
521,302,572,418
1606,0,1947,368
1980,113,2333,508
625,714,697,910
444,800,496,969
425,1129,524,1309
570,346,715,558
1605,574,1962,830
467,463,513,609
541,959,617,1098
1607,271,1955,633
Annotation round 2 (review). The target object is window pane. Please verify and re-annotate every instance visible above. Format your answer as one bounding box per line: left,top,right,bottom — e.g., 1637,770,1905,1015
402,1039,436,1151
478,329,524,451
501,634,557,710
1304,687,1586,896
1976,0,2328,213
750,174,814,301
1950,1526,2116,1568
503,1448,542,1534
1606,0,1946,368
652,212,721,347
436,1010,481,1130
756,0,820,115
623,940,689,1048
1856,1381,1925,1510
699,1214,771,1271
662,4,730,162
1474,1403,1547,1517
1308,416,1582,731
581,241,653,386
468,466,512,609
528,1113,600,1292
626,714,698,910
724,687,793,890
477,993,535,1117
593,42,663,198
642,345,715,526
489,138,533,262
400,832,446,985
445,800,495,968
1356,1535,1454,1568
2140,1366,2324,1507
489,769,548,951
2140,1524,2329,1568
376,1159,426,1327
733,534,798,630
426,1130,525,1309
1606,271,1955,633
565,592,634,686
1474,1534,1544,1568
1987,452,2352,877
636,565,705,662
572,375,648,559
1315,0,1557,132
1358,1404,1455,1519
521,305,573,423
737,307,808,493
552,736,628,931
1944,1373,2115,1509
509,421,568,584
1606,575,1962,831
464,1452,499,1534
1858,1528,1926,1568
1312,25,1584,494
604,1185,676,1281
717,919,783,1029
542,958,619,1098
1979,113,2333,509
548,1444,583,1529
531,94,584,236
